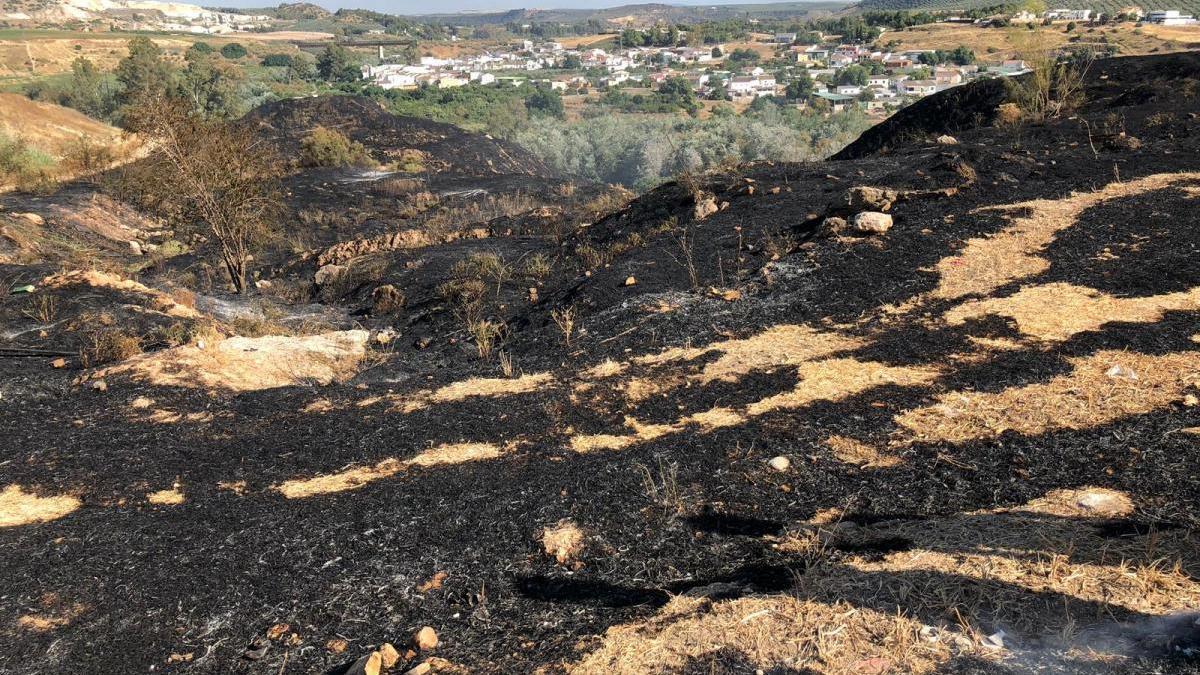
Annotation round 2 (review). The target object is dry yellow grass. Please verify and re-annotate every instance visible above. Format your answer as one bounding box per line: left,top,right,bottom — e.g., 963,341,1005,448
0,92,132,159
396,372,554,413
275,442,503,498
635,324,862,385
146,487,185,505
945,282,1200,341
93,330,368,393
44,270,199,319
824,435,901,468
571,595,952,674
746,358,939,417
0,36,193,79
542,519,585,565
896,348,1200,444
0,484,80,527
871,23,1197,61
16,594,87,632
931,173,1200,301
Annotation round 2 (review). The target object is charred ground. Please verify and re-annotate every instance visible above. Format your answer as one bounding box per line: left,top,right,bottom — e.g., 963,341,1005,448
1,54,1199,674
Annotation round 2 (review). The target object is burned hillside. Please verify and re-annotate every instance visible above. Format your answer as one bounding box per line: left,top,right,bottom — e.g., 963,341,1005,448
243,95,555,179
1,53,1199,675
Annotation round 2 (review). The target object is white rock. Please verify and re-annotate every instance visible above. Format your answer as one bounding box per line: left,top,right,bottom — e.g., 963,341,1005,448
1106,364,1138,381
767,456,790,472
852,212,893,235
937,135,959,145
314,264,345,286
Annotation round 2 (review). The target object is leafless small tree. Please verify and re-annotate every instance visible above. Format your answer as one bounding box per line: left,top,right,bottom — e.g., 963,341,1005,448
122,95,282,293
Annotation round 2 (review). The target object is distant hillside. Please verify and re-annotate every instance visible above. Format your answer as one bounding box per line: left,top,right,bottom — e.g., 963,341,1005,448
410,2,848,26
0,93,126,158
852,0,1200,16
211,2,330,19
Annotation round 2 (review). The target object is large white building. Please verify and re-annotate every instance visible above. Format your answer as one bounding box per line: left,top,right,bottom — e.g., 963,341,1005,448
1147,10,1197,24
1045,8,1093,20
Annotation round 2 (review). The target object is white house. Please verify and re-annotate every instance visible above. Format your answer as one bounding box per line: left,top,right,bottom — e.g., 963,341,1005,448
1147,10,1196,24
1045,8,1093,20
903,80,938,96
835,85,862,96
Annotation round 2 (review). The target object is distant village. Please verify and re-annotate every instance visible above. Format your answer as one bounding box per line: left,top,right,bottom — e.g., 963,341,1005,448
361,37,1026,117
359,5,1195,117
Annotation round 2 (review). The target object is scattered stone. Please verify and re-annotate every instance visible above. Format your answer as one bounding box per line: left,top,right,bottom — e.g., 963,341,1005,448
343,651,382,675
623,276,637,287
403,663,431,675
852,212,893,235
50,358,66,369
693,196,719,220
981,629,1007,649
413,626,438,651
1106,364,1138,381
819,216,848,237
16,212,44,226
242,637,269,661
326,638,349,654
255,279,272,290
129,240,143,256
1183,394,1198,407
768,456,791,472
936,135,959,145
847,186,899,211
769,186,781,195
379,643,401,669
417,571,448,593
314,264,345,286
90,380,108,392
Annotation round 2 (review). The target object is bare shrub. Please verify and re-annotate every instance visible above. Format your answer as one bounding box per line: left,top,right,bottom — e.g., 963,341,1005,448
551,305,576,346
498,350,516,377
22,294,57,324
468,317,503,360
637,455,682,514
390,148,427,173
121,95,283,294
60,135,116,179
522,253,554,280
575,244,607,271
1010,31,1092,121
81,328,142,367
669,223,701,290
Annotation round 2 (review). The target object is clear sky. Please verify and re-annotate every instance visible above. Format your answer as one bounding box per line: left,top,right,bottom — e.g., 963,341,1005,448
209,0,814,16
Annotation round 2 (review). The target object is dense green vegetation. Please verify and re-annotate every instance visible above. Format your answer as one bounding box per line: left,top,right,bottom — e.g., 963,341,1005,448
514,102,871,188
0,131,56,188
